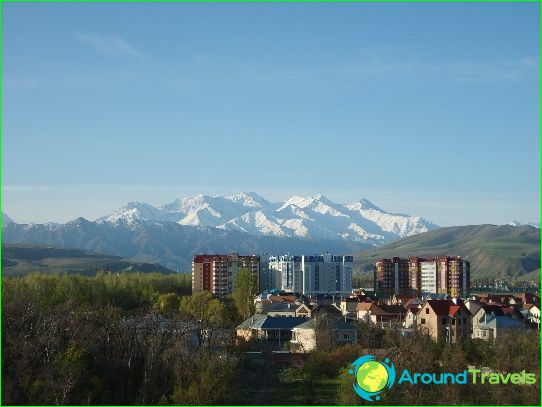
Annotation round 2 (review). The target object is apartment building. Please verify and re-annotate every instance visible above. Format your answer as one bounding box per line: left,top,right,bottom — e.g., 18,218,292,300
375,256,470,297
374,257,411,297
269,254,353,296
192,253,260,298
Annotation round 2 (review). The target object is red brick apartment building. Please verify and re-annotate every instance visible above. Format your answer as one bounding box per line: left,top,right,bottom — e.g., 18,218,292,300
375,256,470,297
192,253,260,298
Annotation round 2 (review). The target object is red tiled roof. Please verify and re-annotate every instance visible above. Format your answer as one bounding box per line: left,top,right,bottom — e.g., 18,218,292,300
269,295,296,303
426,300,456,315
448,305,461,317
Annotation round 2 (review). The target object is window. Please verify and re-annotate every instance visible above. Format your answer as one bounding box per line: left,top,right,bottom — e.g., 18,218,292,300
452,319,456,325
421,318,426,324
343,333,350,340
426,308,430,314
483,331,487,337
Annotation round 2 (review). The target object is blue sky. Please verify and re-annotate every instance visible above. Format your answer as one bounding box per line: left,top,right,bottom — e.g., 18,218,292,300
2,2,540,226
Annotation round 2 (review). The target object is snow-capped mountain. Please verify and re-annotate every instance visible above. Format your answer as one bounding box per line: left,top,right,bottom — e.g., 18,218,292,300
97,192,438,246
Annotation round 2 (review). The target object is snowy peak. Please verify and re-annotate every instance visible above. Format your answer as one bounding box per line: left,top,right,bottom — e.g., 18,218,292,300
97,192,439,245
225,191,269,208
346,198,383,212
97,202,162,224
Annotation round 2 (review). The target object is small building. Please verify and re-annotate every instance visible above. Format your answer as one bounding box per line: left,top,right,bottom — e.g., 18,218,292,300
295,303,313,318
340,297,362,319
236,315,308,347
523,304,540,327
265,301,298,317
291,318,357,352
473,313,528,340
356,302,406,327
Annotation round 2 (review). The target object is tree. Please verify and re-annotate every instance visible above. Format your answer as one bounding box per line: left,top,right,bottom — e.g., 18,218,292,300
152,293,180,315
232,268,256,320
180,291,226,348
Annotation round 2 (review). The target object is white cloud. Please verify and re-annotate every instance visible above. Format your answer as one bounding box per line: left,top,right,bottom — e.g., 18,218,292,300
76,32,148,60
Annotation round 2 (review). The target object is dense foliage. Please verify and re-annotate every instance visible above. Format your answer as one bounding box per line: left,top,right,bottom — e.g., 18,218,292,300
2,272,241,405
2,273,540,405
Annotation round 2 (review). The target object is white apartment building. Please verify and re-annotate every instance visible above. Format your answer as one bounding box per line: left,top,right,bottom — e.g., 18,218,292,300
268,254,353,295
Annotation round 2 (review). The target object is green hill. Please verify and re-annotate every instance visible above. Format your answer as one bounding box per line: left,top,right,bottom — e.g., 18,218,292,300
1,243,176,276
352,224,540,280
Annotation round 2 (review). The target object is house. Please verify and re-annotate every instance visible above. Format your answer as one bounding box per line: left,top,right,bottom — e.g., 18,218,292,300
518,292,540,307
403,298,424,312
522,304,540,327
464,299,483,316
295,303,313,318
473,312,528,340
290,318,357,352
416,300,472,343
340,297,363,319
356,302,374,323
356,302,406,327
404,306,423,329
471,304,524,329
311,302,342,316
265,301,299,317
389,294,415,306
236,314,308,346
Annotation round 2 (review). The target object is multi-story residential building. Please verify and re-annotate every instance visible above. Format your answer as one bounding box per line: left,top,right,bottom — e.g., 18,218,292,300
375,256,470,297
269,254,353,296
374,257,411,297
412,256,470,297
302,254,353,296
257,254,282,291
269,255,303,292
192,253,260,298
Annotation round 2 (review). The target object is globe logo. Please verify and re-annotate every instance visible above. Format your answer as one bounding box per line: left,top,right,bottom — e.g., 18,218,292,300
349,355,396,401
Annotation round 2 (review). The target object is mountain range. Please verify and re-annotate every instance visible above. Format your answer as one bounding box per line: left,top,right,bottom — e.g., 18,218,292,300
3,193,539,279
2,193,436,271
96,192,438,243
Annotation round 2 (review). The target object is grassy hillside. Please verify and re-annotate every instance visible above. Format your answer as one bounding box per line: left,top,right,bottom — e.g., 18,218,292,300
352,224,540,280
1,243,176,276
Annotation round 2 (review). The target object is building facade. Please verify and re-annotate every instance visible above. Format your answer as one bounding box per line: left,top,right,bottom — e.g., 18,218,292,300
374,257,410,297
268,254,353,296
375,256,470,297
192,253,260,298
